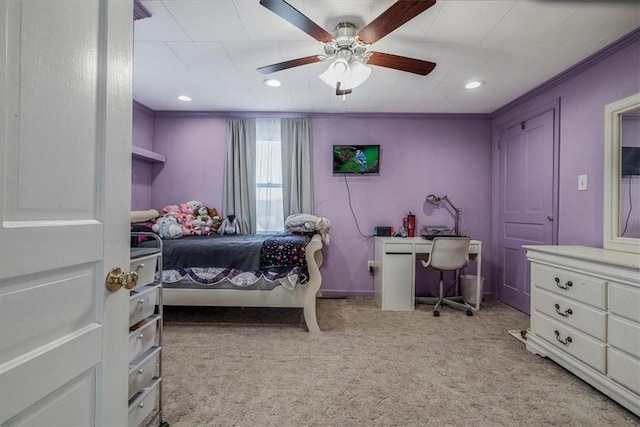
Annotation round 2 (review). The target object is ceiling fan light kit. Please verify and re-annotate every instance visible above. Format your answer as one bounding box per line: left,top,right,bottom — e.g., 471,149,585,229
258,0,437,97
319,57,371,91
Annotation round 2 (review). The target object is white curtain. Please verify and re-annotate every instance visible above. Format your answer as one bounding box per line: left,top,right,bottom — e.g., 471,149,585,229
224,118,256,234
281,117,313,218
256,118,284,233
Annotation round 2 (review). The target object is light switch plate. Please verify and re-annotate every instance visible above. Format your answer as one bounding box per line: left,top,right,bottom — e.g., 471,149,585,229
578,174,588,191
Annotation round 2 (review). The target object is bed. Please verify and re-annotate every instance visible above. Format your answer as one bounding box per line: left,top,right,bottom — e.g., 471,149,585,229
137,231,324,333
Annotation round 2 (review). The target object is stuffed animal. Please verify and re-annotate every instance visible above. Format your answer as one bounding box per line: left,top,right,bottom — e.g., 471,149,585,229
193,205,213,228
218,214,240,235
180,203,194,217
162,205,182,224
193,225,213,236
163,204,180,214
211,215,222,230
208,207,223,230
186,200,203,212
152,217,182,239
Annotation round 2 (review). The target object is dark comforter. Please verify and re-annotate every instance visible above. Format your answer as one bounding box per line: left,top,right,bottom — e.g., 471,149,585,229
140,232,311,272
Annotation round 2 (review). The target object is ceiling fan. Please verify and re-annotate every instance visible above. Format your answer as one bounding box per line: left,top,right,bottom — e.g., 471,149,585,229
257,0,437,96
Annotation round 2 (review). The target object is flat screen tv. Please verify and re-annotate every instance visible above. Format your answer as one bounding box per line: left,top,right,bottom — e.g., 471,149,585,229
622,146,640,176
333,144,380,174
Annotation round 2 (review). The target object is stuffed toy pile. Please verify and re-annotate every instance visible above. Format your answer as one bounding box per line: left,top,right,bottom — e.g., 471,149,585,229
155,200,223,238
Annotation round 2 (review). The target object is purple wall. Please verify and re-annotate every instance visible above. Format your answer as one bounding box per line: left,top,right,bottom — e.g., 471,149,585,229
150,115,226,211
131,103,154,210
493,36,640,247
312,116,492,295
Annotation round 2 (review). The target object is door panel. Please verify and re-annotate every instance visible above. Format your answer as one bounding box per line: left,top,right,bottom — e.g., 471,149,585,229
0,0,132,425
498,110,555,313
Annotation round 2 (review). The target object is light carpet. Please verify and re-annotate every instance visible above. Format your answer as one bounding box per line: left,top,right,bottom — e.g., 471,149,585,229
156,297,640,426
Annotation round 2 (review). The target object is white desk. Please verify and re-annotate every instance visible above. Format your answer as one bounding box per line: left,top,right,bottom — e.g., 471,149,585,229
373,237,482,311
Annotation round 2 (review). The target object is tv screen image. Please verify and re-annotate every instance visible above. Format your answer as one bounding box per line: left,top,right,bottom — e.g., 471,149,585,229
621,146,640,176
333,144,380,174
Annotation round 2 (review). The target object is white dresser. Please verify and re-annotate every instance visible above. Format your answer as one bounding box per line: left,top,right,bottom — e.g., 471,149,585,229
129,234,168,427
524,245,640,417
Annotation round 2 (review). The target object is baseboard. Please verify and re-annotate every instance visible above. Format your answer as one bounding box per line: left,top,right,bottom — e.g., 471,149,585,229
508,329,527,345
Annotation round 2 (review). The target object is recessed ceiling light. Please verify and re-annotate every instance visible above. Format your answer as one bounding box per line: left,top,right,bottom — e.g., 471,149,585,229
177,95,192,102
465,80,484,89
264,78,281,88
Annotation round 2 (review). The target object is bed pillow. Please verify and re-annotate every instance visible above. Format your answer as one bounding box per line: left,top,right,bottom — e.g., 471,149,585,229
131,209,160,223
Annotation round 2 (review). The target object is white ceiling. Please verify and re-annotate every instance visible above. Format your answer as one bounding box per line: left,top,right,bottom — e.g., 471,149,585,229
133,0,640,114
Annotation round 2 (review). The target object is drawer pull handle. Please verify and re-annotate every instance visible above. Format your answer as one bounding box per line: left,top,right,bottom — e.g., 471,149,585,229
554,304,572,317
138,299,145,305
135,263,145,271
138,368,144,374
138,334,144,340
554,330,572,345
554,277,573,290
139,402,144,409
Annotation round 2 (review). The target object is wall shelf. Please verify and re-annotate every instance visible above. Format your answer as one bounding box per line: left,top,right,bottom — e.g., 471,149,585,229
132,146,165,163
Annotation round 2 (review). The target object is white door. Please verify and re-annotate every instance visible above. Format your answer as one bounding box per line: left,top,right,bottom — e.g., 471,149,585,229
0,1,133,425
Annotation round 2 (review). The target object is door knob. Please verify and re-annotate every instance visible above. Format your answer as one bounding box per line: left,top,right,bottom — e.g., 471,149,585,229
105,267,138,292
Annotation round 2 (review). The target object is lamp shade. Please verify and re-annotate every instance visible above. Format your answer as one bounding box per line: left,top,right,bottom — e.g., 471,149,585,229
319,58,371,90
426,194,441,204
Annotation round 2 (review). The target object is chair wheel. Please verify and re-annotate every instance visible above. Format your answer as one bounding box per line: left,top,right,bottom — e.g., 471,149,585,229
433,310,440,317
466,310,473,316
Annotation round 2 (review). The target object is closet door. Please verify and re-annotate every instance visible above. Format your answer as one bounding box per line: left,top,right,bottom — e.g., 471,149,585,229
497,110,556,314
0,1,132,425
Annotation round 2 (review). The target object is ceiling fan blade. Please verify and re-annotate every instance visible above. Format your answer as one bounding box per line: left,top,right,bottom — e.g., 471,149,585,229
259,0,334,43
258,55,325,74
365,52,436,76
358,0,436,45
336,82,352,96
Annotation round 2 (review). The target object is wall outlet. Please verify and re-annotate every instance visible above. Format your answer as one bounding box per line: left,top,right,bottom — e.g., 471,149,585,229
578,174,588,191
367,260,375,274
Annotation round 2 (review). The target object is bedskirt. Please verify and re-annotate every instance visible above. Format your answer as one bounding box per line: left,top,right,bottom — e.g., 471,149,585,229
160,266,306,291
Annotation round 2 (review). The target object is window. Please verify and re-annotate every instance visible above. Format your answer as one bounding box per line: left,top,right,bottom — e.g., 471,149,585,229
255,118,284,233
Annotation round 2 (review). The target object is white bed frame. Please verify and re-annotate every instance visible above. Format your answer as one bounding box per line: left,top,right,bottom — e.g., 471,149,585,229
162,234,324,333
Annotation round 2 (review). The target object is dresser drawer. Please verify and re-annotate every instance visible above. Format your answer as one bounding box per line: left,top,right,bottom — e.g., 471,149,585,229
608,347,640,395
609,314,640,358
128,378,160,427
130,254,159,289
128,347,160,400
532,313,606,372
533,287,606,341
609,282,640,323
531,264,605,309
129,315,160,363
129,285,158,327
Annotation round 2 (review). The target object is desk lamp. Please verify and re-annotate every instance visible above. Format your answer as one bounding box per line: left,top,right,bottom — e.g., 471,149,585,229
426,194,461,236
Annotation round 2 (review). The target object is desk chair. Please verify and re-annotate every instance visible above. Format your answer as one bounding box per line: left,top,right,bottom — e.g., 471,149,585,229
417,237,474,317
